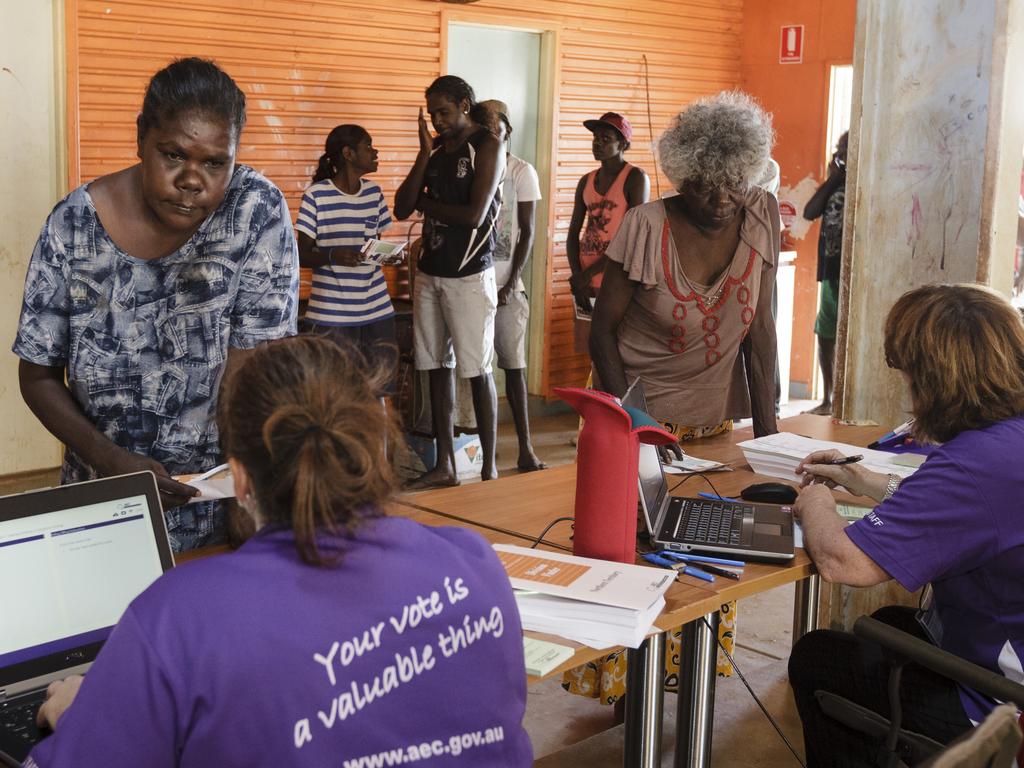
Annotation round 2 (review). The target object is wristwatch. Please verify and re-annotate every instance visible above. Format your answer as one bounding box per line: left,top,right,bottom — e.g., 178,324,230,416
882,473,901,501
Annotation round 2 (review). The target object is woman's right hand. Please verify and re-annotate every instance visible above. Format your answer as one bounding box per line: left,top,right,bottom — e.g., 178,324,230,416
795,449,886,499
417,108,433,154
101,449,198,510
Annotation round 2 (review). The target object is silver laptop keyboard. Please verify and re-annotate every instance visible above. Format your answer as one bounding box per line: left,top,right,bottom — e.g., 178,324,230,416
674,500,749,545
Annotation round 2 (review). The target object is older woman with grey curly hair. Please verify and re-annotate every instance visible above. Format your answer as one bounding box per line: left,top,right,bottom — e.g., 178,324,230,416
590,90,780,439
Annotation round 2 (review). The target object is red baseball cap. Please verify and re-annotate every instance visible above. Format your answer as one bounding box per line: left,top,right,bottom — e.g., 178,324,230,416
583,112,633,142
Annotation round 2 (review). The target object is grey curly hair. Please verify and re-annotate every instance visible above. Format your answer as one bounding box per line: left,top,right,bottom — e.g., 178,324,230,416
658,91,774,192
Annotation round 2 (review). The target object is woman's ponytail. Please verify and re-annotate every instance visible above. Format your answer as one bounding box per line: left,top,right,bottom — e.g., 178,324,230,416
219,337,398,566
312,152,335,183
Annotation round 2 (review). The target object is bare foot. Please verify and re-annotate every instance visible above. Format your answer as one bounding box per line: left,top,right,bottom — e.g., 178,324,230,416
805,401,833,416
517,451,547,472
405,468,460,490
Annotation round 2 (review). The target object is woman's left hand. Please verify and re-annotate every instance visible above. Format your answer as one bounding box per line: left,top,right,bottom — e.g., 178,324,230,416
791,482,835,525
36,675,84,730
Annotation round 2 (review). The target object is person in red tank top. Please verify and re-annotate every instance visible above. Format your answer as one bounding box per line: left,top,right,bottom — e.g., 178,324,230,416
566,113,649,355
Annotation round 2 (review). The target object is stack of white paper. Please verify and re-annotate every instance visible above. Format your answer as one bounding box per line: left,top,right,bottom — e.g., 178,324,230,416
737,432,920,485
494,544,674,649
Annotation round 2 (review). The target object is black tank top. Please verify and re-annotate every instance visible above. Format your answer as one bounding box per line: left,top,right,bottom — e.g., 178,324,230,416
419,129,501,278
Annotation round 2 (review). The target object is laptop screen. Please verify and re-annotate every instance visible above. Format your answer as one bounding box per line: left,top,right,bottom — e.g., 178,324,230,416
0,472,172,688
620,381,668,532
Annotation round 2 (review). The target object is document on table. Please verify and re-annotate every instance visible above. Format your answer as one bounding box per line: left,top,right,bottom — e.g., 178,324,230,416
495,544,674,649
523,637,576,676
737,432,922,485
663,454,731,475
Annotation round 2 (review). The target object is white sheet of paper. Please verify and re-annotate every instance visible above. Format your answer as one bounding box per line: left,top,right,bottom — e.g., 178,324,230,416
664,455,731,474
183,463,235,503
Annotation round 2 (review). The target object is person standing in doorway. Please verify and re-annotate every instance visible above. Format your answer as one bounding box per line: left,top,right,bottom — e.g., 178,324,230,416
296,124,396,384
395,76,505,487
803,131,848,416
566,112,649,355
474,99,546,472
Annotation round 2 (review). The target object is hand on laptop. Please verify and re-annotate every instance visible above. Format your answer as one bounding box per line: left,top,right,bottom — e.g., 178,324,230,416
103,449,199,509
36,676,83,731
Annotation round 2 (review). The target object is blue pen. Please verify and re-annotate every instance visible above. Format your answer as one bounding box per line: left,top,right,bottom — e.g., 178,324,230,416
697,491,741,503
657,550,746,568
681,565,715,583
641,553,678,569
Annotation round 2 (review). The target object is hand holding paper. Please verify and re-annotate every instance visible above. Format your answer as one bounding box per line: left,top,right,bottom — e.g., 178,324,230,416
175,463,235,503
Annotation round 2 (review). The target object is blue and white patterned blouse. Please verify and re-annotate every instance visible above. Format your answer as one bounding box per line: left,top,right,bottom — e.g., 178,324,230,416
13,164,298,501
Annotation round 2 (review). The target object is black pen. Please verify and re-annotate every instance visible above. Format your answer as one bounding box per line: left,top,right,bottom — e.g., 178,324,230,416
694,563,741,580
818,454,863,466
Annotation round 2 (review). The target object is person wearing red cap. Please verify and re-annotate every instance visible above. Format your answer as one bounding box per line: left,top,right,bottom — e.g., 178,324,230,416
566,112,649,355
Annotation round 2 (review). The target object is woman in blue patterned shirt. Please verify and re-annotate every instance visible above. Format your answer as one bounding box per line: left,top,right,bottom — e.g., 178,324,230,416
12,57,298,552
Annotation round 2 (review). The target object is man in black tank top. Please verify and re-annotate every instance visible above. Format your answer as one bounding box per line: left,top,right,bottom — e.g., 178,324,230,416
395,76,505,487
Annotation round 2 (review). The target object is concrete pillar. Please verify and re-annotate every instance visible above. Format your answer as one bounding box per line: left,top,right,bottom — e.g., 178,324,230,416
836,0,1024,426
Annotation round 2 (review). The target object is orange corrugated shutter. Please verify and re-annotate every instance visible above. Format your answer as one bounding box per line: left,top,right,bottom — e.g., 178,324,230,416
70,0,742,398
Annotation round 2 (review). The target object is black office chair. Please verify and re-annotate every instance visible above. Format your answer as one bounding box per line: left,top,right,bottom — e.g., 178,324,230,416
815,615,1024,768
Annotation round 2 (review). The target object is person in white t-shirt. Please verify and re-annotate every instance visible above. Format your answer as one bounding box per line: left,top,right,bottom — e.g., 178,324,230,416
474,100,546,471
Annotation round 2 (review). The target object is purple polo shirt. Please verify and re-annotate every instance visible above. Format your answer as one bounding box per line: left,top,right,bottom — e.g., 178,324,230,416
846,416,1024,722
26,516,532,767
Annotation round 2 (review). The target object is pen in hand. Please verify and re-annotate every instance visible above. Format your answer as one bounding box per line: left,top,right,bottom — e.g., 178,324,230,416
815,454,863,466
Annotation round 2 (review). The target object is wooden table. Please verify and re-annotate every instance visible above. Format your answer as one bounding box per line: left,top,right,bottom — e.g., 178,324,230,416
397,414,888,768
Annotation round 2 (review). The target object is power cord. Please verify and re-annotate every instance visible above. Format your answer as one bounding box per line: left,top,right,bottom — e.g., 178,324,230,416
530,516,575,549
668,470,728,499
702,616,807,768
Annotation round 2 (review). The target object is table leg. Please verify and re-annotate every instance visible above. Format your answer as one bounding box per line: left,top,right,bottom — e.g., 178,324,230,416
624,631,666,768
674,611,719,768
792,574,821,642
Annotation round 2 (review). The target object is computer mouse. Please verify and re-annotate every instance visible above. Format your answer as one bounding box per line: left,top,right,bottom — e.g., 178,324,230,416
741,482,798,505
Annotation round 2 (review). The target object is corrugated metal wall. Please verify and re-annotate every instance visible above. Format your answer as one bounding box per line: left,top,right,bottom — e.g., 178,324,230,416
69,0,742,397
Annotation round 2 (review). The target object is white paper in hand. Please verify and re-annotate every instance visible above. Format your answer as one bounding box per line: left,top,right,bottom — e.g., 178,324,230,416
185,463,234,503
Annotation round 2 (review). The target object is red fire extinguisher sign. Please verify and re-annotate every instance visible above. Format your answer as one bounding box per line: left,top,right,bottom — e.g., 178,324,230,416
780,25,804,64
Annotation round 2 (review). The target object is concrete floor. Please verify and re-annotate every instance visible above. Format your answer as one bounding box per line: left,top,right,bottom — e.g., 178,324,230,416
491,400,817,767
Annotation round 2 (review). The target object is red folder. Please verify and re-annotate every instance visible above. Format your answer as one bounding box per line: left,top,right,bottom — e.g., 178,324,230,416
555,387,678,564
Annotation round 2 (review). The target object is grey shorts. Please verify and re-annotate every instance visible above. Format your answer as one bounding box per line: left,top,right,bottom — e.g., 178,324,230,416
494,290,529,370
413,268,497,378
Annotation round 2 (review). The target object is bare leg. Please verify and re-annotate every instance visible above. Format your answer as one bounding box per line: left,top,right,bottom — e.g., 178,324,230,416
468,372,498,481
504,368,545,471
409,368,459,488
807,337,836,416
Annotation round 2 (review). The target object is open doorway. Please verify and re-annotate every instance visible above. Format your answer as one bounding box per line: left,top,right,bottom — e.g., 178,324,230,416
812,63,854,402
442,15,559,396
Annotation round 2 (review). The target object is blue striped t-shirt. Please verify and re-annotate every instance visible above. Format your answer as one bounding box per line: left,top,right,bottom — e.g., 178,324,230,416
296,179,395,327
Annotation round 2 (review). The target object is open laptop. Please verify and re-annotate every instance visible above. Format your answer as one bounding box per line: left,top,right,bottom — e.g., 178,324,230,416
622,381,795,562
0,472,172,762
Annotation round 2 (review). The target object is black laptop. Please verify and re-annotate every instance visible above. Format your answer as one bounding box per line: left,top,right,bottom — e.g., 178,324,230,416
621,381,795,562
0,472,173,763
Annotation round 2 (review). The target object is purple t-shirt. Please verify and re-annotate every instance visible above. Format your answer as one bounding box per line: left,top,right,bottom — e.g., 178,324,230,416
25,516,532,767
846,416,1024,722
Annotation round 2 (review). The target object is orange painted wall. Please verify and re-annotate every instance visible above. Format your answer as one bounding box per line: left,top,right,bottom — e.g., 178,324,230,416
67,0,743,399
740,0,857,394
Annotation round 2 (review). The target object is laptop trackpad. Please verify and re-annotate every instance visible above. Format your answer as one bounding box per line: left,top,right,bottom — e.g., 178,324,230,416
754,522,783,537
